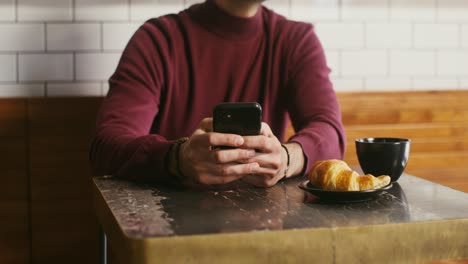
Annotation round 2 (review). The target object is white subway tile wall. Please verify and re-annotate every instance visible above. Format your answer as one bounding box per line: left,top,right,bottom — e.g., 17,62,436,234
437,51,468,76
341,50,387,76
0,54,16,81
75,53,121,81
323,50,339,77
462,79,468,87
331,78,364,91
47,23,101,51
130,0,185,21
0,0,15,21
75,0,129,21
390,50,436,76
0,24,44,51
462,24,468,47
414,23,459,48
19,54,74,81
366,23,412,48
365,78,412,91
0,0,467,97
103,23,141,50
341,0,389,21
413,78,459,90
47,82,103,96
263,0,290,17
290,0,339,22
390,0,436,21
0,83,44,97
438,0,468,22
315,23,364,48
18,0,73,21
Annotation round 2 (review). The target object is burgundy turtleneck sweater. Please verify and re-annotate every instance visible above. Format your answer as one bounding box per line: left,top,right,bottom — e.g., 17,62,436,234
89,0,345,182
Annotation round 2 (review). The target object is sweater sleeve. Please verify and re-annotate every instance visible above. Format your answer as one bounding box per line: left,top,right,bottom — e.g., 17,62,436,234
89,21,175,183
285,24,346,175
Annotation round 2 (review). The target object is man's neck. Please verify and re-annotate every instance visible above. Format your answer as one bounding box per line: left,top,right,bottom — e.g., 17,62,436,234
213,0,261,18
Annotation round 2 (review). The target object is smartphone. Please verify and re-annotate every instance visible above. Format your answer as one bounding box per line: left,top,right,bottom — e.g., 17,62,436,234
213,102,262,136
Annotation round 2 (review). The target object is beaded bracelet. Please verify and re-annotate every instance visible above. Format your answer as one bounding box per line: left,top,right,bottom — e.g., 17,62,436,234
281,144,290,180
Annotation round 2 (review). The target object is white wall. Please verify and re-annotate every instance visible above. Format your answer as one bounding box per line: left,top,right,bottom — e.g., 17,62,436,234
0,0,467,97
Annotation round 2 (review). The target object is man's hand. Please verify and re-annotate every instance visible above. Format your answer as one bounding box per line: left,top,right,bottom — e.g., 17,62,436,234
240,123,289,187
178,118,260,186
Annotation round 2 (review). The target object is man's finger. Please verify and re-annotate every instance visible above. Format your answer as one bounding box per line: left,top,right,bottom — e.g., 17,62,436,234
211,148,256,164
214,162,259,177
207,132,244,148
189,132,243,150
244,153,280,170
242,173,276,187
202,162,259,185
199,118,213,132
260,122,273,137
242,135,274,152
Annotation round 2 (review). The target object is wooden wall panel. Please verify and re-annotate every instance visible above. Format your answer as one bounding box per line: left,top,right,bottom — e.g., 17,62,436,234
0,99,30,264
406,167,468,193
344,123,468,140
337,90,468,112
28,98,102,264
338,91,468,192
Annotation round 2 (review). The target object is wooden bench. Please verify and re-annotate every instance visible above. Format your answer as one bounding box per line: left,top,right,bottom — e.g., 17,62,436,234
0,100,29,264
0,98,102,264
339,90,468,192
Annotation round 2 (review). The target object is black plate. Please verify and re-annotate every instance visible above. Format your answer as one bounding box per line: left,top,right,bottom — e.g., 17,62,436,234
299,180,393,202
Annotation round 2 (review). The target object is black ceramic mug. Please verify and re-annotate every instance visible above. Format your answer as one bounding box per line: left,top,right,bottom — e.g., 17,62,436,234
355,138,410,182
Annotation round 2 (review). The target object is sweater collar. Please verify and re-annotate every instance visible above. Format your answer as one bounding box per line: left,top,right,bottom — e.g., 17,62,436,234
188,0,263,41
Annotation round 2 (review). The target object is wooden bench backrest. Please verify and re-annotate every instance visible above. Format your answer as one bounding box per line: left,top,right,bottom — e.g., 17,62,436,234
339,90,468,170
0,98,102,264
285,90,468,170
0,100,29,264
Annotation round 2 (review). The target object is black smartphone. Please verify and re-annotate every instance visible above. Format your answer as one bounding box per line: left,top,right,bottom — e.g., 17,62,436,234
213,102,262,136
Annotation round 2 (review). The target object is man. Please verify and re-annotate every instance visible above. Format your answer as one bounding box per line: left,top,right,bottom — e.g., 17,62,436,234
89,0,345,188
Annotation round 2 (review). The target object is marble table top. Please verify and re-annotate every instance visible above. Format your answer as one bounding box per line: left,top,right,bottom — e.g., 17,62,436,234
93,173,468,263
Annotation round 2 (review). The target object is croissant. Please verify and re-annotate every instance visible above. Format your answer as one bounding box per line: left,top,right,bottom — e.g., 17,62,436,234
308,159,391,191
